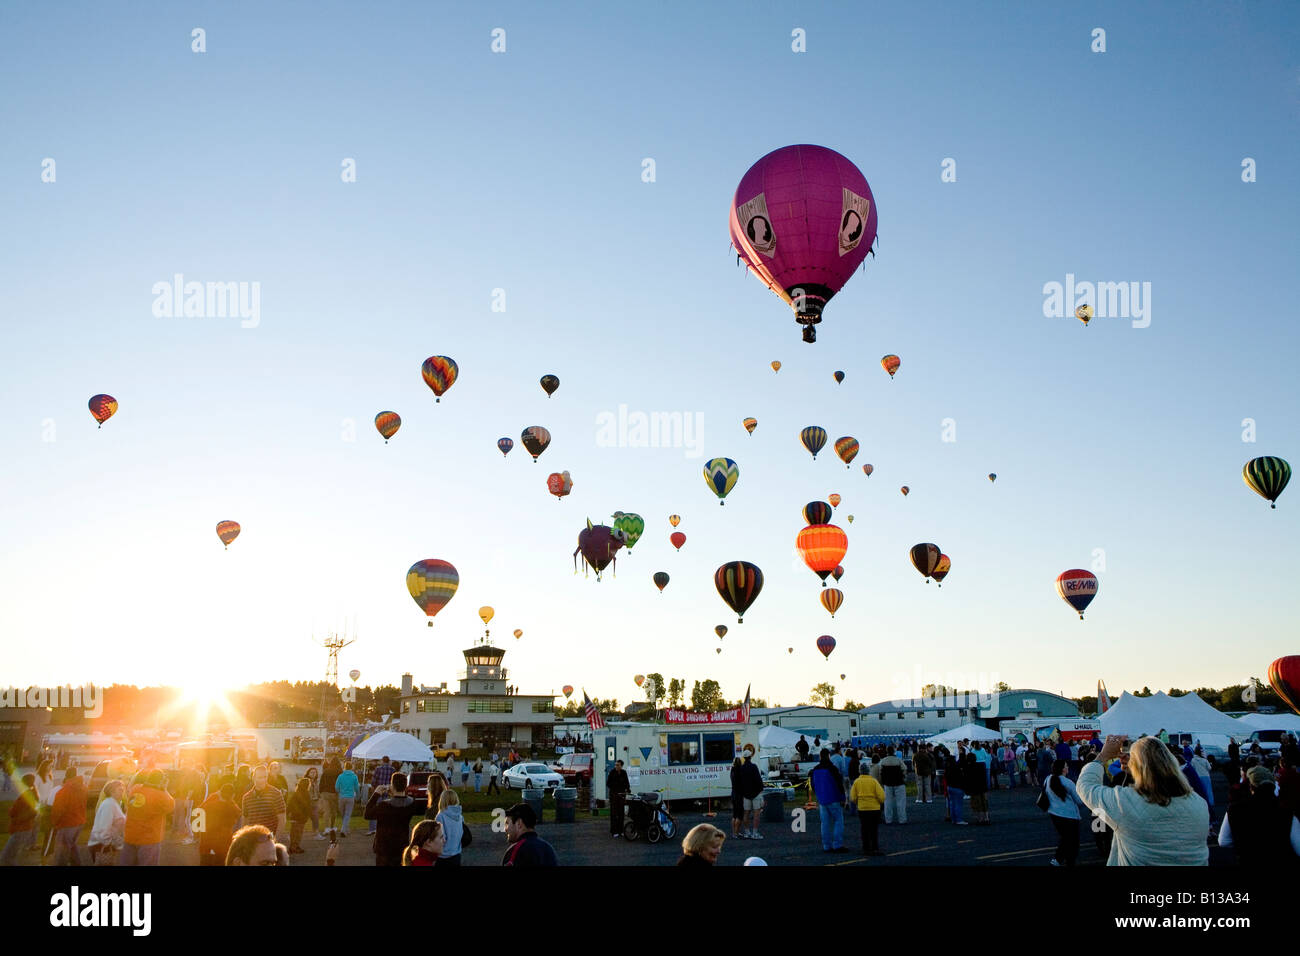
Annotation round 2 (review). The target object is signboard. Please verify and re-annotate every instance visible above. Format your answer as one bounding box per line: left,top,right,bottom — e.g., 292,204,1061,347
663,707,746,725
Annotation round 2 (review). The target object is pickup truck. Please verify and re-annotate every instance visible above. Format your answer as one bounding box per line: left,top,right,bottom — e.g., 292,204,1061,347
432,746,462,759
552,752,595,785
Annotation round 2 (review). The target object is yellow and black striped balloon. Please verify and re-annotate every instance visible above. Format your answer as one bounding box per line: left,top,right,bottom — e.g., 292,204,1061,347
1243,456,1290,510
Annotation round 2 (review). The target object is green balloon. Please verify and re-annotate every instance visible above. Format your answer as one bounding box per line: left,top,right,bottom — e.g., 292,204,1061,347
612,512,645,550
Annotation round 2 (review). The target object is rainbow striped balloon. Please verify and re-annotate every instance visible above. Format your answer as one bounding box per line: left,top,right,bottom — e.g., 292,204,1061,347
406,559,460,626
421,355,459,403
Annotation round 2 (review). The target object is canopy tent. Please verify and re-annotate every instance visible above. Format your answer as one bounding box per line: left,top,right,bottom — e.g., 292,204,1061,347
1098,692,1248,739
1237,712,1300,733
347,730,435,763
758,726,808,750
926,722,1001,744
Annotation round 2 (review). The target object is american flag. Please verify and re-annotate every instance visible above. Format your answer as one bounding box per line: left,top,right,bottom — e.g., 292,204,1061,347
1097,679,1112,714
741,683,752,723
583,689,606,731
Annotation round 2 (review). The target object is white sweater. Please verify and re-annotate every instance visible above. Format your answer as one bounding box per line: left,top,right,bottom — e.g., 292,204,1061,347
1076,762,1209,866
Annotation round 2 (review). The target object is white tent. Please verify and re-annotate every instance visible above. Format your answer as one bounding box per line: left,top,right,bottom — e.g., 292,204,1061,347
348,730,435,763
1237,712,1300,733
1098,692,1248,739
758,726,808,750
926,722,1001,744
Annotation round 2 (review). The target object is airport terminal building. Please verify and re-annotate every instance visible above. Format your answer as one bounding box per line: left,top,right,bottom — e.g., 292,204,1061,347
857,689,1081,738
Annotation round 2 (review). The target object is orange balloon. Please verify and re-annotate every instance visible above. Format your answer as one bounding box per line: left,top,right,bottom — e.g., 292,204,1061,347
796,525,848,585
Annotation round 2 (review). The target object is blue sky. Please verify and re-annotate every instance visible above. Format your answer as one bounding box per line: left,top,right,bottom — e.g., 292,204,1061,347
1,2,1297,712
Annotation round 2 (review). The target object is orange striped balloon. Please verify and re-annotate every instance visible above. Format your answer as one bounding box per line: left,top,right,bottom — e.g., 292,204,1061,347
374,411,401,442
216,520,241,549
797,525,848,585
820,588,844,618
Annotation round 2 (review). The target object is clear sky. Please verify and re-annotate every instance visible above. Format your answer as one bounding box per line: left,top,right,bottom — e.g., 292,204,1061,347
2,2,1297,713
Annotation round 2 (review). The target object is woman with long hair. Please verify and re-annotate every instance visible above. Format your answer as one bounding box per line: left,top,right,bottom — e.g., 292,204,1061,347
87,779,127,864
303,766,323,838
1076,736,1209,865
433,787,465,866
402,819,444,866
1042,758,1088,865
424,770,448,817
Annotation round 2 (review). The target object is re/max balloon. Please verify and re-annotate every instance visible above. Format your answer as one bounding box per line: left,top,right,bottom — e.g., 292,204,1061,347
1056,569,1098,620
421,356,458,402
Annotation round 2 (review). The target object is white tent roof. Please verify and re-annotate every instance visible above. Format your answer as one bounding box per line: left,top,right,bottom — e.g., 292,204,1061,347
926,722,1001,743
349,730,435,763
1237,712,1300,732
758,726,808,750
1098,692,1248,738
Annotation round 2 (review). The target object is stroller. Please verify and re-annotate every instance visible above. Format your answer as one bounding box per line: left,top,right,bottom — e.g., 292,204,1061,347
622,792,677,843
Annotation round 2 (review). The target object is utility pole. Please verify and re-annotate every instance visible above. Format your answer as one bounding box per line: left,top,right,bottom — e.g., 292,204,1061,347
318,629,355,757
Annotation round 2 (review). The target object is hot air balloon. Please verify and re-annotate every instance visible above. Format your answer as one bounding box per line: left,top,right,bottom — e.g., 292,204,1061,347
847,514,854,524
714,561,764,623
612,512,644,549
1075,304,1093,325
348,669,360,682
703,458,739,505
216,521,240,549
832,565,844,583
653,571,670,593
540,374,560,397
406,559,460,626
634,675,645,688
670,531,686,551
479,606,494,627
828,493,841,508
716,647,722,655
374,411,401,442
816,635,836,659
820,588,844,618
513,629,522,640
909,543,941,583
88,394,118,428
881,355,900,379
803,501,833,526
498,437,514,457
900,486,909,496
730,145,878,343
1056,569,1098,620
833,437,860,469
788,647,794,654
562,685,574,699
573,520,626,581
743,417,758,436
862,464,873,478
1268,656,1300,714
715,625,727,640
797,525,848,585
840,674,846,681
421,355,458,403
771,361,781,373
833,370,845,384
801,426,828,460
521,426,551,462
932,554,951,587
988,473,997,483
1243,457,1291,509
547,471,574,500
668,514,681,528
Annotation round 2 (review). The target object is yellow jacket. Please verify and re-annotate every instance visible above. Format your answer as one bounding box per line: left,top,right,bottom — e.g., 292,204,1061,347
849,774,885,811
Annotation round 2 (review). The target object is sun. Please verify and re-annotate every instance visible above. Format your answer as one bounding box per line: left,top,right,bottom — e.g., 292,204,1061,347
166,675,242,729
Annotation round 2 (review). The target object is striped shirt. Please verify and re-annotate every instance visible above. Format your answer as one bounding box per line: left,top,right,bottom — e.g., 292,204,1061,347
372,764,395,789
241,785,286,831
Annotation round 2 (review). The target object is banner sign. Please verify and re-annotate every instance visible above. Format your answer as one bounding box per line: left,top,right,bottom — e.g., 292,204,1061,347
662,707,746,725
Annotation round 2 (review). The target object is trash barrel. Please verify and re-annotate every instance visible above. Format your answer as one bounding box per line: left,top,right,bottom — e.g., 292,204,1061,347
762,789,786,823
554,787,577,823
523,788,545,822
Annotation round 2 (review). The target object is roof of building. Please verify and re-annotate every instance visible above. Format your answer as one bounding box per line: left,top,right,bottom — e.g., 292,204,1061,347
750,705,856,717
859,689,1079,715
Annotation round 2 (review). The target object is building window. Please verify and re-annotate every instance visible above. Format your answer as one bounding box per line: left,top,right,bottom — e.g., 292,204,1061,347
417,699,449,714
937,710,945,718
467,700,513,713
702,733,734,764
531,700,551,714
401,702,410,714
772,720,780,726
668,734,700,766
916,711,925,718
878,714,886,721
427,729,447,745
896,713,905,720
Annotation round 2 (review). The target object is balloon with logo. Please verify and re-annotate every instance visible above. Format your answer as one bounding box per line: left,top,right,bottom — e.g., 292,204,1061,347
612,512,644,550
833,370,845,384
374,412,401,442
771,361,781,373
513,629,522,640
1075,304,1093,326
831,565,844,582
573,519,626,581
562,685,573,700
634,675,645,688
834,437,859,468
521,426,551,462
497,437,514,457
348,669,360,682
820,588,844,618
743,417,757,436
670,531,686,551
703,458,739,505
816,635,836,659
730,144,878,343
547,471,574,500
653,571,670,593
828,493,841,508
932,553,951,587
479,606,494,627
1267,657,1300,714
715,625,727,640
862,464,873,478
900,486,909,496
803,500,833,526
881,355,900,379
421,355,458,403
406,559,459,626
714,560,764,623
540,374,560,397
216,521,241,549
800,426,828,460
88,394,118,428
797,524,848,586
1056,569,1099,620
1243,456,1291,509
668,514,681,528
909,543,941,583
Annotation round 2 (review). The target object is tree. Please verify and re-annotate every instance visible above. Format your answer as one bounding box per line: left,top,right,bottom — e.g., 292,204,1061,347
994,681,1011,693
1134,686,1153,697
691,680,723,712
666,678,683,708
842,699,864,712
809,682,836,709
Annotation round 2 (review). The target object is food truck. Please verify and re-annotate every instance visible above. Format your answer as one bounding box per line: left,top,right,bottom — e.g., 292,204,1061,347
591,716,762,803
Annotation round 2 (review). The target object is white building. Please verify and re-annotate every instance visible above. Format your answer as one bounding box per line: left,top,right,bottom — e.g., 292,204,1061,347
398,640,554,753
857,689,1081,738
748,706,860,742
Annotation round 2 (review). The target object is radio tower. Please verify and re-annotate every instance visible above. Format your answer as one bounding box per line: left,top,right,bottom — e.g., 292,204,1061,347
317,627,355,751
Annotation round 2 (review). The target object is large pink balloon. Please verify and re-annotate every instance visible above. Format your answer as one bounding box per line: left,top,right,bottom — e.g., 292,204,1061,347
729,145,878,343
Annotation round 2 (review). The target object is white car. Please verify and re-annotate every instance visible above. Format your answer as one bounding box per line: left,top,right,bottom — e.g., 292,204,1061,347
502,763,565,790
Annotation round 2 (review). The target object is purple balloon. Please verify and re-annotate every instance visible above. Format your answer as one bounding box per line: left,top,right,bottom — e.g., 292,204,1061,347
573,522,626,581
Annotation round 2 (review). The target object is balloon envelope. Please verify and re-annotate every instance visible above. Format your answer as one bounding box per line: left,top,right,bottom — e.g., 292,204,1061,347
715,625,727,640
668,514,681,528
797,525,848,583
909,543,941,581
801,426,828,460
834,437,859,468
88,394,118,426
498,437,514,457
714,561,764,623
216,521,240,548
820,588,844,617
900,486,909,496
1056,569,1099,619
828,494,841,508
521,426,552,461
881,355,900,378
1075,304,1093,324
374,411,401,441
540,374,560,397
670,531,686,551
513,629,523,640
1243,457,1291,509
771,361,781,373
612,512,644,548
833,371,845,384
407,559,460,625
562,685,573,699
703,458,739,504
802,501,833,526
547,471,574,499
988,473,997,483
348,669,360,682
817,635,836,659
743,417,757,435
634,675,644,687
421,356,458,402
831,565,844,582
574,522,625,580
653,571,670,592
1267,657,1300,714
479,606,494,625
932,554,951,585
862,464,873,477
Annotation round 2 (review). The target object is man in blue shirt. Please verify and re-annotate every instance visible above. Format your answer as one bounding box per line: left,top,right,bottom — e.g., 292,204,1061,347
809,750,847,853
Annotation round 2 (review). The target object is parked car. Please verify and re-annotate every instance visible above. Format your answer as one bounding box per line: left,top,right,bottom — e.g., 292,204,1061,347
1248,730,1286,755
552,752,595,785
432,746,462,759
502,763,564,790
405,770,439,804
